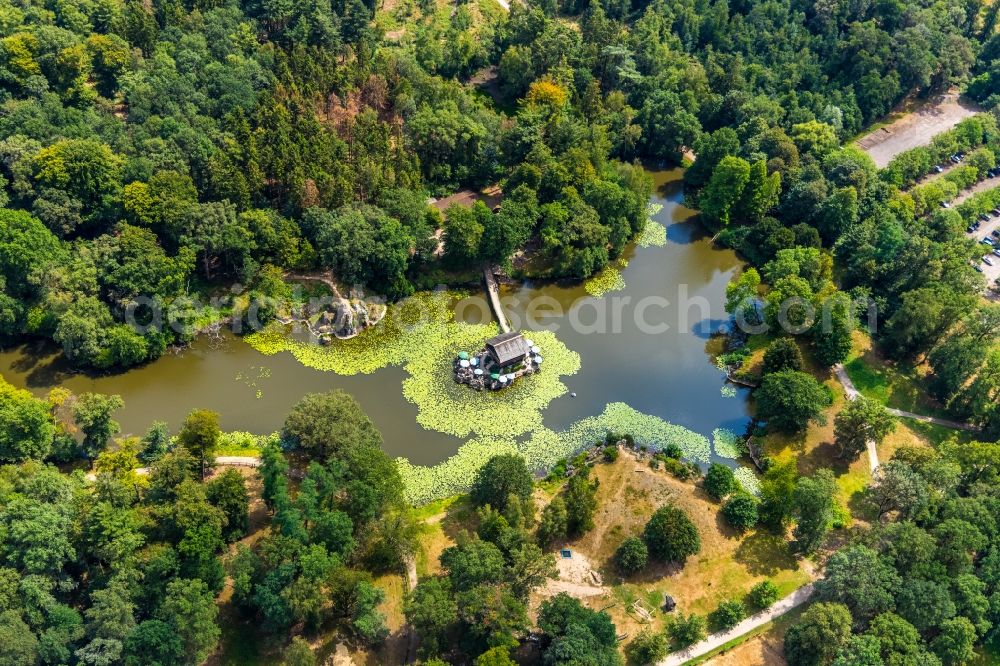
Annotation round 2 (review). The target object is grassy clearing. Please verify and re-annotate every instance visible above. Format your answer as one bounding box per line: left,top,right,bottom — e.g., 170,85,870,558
373,572,409,665
843,332,947,416
541,453,812,640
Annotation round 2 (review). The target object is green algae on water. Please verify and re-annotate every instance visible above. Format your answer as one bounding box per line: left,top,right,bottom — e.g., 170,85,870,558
245,291,582,440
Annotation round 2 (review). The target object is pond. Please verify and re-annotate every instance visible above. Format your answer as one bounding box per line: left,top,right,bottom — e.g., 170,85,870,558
0,169,752,497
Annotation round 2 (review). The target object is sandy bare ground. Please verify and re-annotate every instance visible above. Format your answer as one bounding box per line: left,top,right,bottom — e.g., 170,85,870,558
856,91,981,168
542,551,609,598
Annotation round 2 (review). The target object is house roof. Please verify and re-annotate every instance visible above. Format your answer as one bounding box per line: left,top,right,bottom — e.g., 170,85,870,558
485,331,529,367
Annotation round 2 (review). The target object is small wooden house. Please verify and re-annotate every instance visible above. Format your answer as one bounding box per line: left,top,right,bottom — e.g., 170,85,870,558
484,331,530,368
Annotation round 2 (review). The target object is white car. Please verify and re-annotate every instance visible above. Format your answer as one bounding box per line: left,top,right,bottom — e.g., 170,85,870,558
985,256,996,266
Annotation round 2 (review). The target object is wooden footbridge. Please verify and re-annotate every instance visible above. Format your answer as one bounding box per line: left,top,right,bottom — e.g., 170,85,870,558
483,265,511,333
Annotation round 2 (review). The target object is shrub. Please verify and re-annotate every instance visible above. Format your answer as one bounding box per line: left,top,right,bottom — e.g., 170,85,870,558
667,612,706,648
721,493,760,532
746,580,780,611
603,445,619,463
704,463,738,500
614,536,648,574
709,599,746,630
662,443,683,459
626,629,668,664
661,456,698,480
644,504,701,563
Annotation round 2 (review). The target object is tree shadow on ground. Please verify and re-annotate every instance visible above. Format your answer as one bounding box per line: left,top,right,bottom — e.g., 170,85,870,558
438,496,480,543
798,439,851,477
733,530,798,577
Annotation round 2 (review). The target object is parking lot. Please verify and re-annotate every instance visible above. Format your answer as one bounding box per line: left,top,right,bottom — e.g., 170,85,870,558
966,212,1000,292
856,91,982,167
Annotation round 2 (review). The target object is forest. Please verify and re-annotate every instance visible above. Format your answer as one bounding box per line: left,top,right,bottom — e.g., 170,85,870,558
0,0,989,368
1,0,1000,661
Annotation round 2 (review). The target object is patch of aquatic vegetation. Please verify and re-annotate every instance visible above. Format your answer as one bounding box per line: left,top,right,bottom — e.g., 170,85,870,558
403,328,580,438
712,428,745,459
720,385,737,398
246,291,729,506
245,292,457,374
584,257,628,297
636,203,667,248
397,435,523,505
560,402,711,464
246,291,582,440
235,366,271,399
398,402,712,505
734,466,761,496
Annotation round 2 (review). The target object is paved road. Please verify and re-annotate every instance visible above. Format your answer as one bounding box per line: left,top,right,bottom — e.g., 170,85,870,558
961,204,1000,291
856,92,980,168
657,585,816,666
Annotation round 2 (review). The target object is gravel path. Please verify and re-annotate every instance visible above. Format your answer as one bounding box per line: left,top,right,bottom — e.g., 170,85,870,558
656,585,816,666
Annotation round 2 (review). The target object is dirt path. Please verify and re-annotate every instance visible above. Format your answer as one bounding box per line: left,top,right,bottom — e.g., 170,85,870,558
856,92,981,168
403,555,419,664
285,271,344,298
656,584,815,666
832,365,881,473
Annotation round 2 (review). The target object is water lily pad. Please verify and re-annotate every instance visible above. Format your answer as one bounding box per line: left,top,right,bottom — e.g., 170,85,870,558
734,466,761,496
246,291,582,440
712,427,744,459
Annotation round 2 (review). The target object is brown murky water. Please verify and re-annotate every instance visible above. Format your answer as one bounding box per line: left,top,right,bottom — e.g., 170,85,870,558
0,170,750,466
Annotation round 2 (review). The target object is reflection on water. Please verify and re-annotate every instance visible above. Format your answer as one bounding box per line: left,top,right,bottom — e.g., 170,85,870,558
0,169,750,466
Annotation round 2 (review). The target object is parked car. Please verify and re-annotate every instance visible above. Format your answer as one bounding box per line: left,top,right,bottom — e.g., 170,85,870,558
984,256,996,266
951,155,962,164
934,165,945,173
969,225,977,233
972,221,981,230
991,208,1000,215
980,214,991,222
982,237,995,245
941,201,951,208
974,264,985,272
993,230,1000,238
993,248,1000,257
